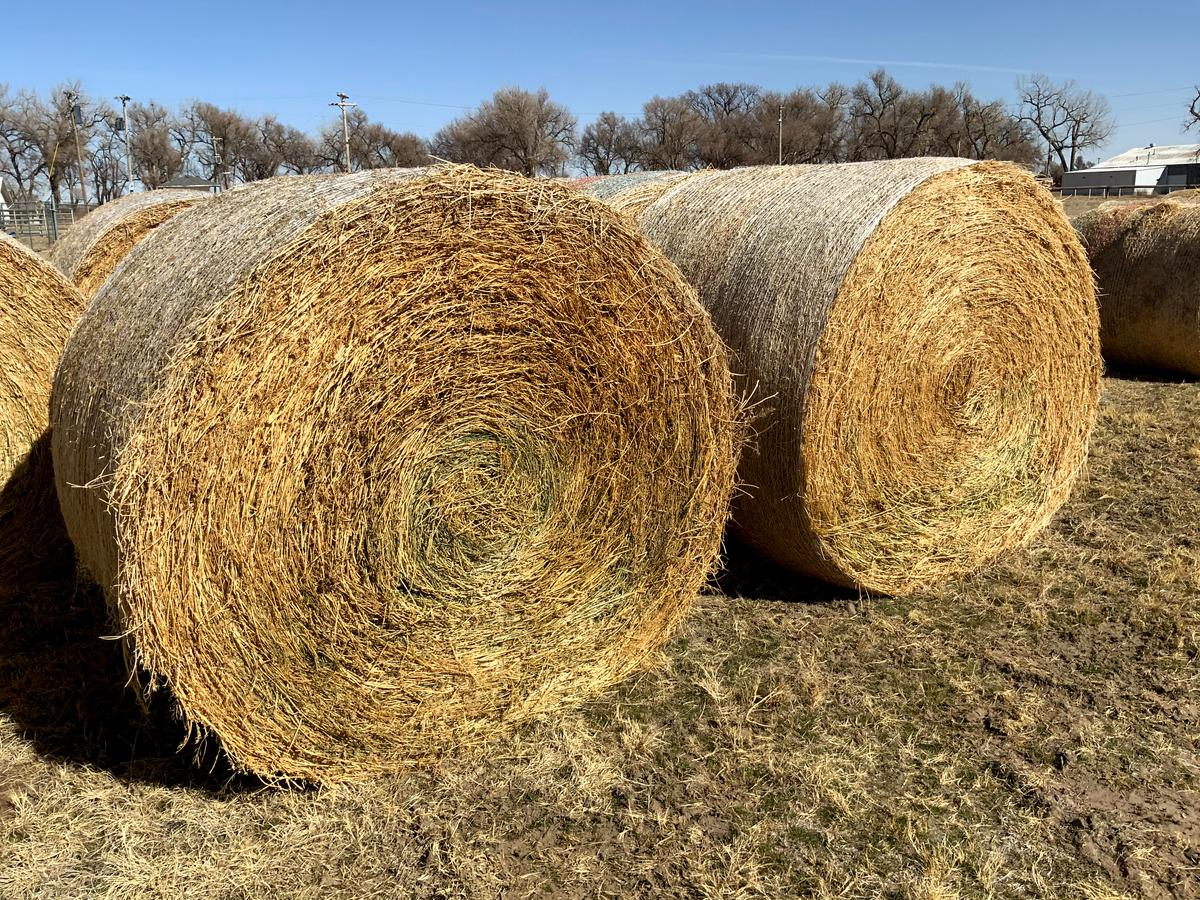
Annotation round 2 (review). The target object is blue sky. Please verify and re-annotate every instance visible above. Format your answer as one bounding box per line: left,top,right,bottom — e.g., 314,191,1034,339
7,0,1197,159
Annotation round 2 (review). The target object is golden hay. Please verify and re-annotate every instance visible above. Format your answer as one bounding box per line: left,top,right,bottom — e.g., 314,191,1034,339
1074,195,1200,374
0,232,83,572
50,165,741,783
583,160,1100,595
48,189,208,296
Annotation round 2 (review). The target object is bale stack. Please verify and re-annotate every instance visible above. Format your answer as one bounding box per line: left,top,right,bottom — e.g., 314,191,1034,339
583,160,1100,595
51,165,741,782
0,232,84,572
48,189,208,296
1074,195,1200,374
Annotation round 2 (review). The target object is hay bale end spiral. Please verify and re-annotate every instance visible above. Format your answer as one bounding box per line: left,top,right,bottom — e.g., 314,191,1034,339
584,160,1100,595
51,166,740,782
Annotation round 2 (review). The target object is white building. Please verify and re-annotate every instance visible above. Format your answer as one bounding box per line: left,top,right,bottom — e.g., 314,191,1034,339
1060,144,1200,196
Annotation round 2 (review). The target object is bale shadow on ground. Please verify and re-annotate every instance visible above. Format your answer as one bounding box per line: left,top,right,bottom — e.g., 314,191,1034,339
1103,361,1199,385
0,434,258,794
710,531,859,605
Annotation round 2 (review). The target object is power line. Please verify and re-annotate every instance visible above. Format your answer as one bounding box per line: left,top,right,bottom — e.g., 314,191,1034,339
355,94,473,111
1117,114,1189,128
1107,85,1193,98
1109,99,1194,113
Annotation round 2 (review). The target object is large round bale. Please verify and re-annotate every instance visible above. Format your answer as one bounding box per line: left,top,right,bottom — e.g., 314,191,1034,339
0,232,83,571
48,189,208,296
50,165,740,782
584,160,1100,595
1074,196,1200,374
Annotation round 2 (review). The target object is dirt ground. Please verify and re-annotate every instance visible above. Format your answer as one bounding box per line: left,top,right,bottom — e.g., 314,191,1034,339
0,372,1197,899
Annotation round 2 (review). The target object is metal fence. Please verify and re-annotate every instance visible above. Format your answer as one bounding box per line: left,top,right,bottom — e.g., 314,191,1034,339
0,201,92,249
1054,183,1199,198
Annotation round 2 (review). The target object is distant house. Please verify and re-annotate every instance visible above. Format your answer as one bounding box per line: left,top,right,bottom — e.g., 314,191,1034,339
1061,144,1200,196
161,174,218,193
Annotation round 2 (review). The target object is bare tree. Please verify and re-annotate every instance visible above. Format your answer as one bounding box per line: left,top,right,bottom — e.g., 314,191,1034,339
635,96,702,170
13,85,91,205
687,82,761,168
432,88,576,177
1017,74,1115,174
768,84,854,164
129,101,184,188
0,85,41,198
318,108,427,171
578,111,640,175
185,101,259,186
1187,87,1200,132
848,70,942,160
959,90,1037,165
169,106,201,176
88,102,130,202
272,123,323,175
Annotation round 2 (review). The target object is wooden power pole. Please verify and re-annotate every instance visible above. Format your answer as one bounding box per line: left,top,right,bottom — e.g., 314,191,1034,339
330,92,357,172
64,90,90,208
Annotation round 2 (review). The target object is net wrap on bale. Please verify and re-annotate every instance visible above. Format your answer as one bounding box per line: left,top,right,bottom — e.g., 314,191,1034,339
1074,195,1200,374
48,188,208,295
0,232,83,572
50,165,740,783
584,160,1100,595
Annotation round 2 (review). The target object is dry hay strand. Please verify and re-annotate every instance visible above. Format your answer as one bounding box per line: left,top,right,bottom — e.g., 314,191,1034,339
48,189,208,296
50,165,741,783
1082,190,1200,219
1075,196,1200,374
583,160,1100,595
0,232,83,573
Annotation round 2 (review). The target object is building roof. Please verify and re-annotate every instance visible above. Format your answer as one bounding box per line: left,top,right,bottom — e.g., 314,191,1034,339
1092,144,1200,170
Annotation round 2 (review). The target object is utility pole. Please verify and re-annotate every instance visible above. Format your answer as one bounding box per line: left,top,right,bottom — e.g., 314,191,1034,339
330,92,356,172
116,95,133,194
211,135,225,191
64,90,90,208
778,103,784,165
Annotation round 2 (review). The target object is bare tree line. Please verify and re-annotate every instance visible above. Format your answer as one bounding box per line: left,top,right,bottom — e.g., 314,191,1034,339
574,73,1119,178
0,84,429,203
0,69,1136,203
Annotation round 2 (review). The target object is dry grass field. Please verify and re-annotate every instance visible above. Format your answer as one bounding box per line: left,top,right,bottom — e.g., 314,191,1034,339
1,371,1197,898
1059,195,1119,219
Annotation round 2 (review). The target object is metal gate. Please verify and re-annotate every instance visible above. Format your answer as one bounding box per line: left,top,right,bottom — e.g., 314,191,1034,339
0,201,88,250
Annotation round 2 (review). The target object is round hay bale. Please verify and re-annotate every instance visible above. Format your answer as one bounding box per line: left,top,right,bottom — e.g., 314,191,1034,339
1074,196,1200,374
50,165,740,782
0,232,83,572
582,171,713,218
584,160,1100,595
577,170,698,206
48,189,208,296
